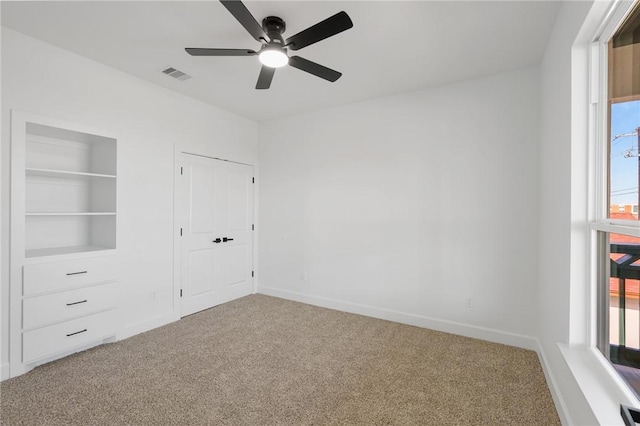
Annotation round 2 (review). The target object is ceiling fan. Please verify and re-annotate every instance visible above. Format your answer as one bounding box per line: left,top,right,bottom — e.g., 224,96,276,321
185,0,353,89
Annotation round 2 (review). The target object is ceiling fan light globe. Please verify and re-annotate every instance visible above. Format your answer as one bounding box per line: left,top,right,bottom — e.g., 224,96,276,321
259,49,288,68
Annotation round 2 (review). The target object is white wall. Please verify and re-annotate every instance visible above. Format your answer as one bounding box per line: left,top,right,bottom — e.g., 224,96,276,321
1,28,259,375
537,2,597,423
258,67,540,347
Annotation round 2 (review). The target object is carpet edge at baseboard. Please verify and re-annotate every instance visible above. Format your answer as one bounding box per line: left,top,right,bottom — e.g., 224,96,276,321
257,286,538,350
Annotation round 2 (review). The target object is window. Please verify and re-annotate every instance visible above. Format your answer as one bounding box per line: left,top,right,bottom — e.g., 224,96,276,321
596,0,640,398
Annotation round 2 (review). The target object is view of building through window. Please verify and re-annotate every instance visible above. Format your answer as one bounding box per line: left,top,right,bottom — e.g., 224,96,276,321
605,1,640,397
610,101,639,218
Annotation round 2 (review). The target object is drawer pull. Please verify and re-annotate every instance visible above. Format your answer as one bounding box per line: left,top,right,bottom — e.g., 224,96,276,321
66,329,87,337
66,271,88,276
66,299,88,306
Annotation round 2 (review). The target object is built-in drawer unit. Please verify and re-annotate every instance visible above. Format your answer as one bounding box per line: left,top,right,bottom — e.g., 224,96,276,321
23,256,116,296
22,309,117,364
20,254,118,367
22,282,117,330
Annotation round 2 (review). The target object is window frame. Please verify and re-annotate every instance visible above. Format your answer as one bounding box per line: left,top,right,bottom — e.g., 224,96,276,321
591,0,640,384
591,0,640,231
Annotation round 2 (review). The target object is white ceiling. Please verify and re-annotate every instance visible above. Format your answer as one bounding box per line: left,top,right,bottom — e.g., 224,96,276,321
1,1,561,122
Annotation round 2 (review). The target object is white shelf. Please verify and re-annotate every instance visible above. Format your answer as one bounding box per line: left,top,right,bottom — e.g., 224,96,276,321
25,245,114,259
20,120,117,256
26,168,116,180
26,212,116,216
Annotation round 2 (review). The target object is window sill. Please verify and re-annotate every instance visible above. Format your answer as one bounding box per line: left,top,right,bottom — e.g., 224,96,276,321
559,343,638,425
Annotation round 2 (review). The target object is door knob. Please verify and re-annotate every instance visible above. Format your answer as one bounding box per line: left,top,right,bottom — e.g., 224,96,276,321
213,238,222,243
223,237,234,242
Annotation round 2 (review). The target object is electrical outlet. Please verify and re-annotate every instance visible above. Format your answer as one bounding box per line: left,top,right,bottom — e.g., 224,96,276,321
302,272,308,281
465,297,473,308
150,291,157,301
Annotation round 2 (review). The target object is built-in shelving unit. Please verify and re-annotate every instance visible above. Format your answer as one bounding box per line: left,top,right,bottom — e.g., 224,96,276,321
9,110,119,379
22,121,117,258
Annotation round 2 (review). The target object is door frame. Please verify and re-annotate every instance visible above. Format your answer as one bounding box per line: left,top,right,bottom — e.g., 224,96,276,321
172,148,257,318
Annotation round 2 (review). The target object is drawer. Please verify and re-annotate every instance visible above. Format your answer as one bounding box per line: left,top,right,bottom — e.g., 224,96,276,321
22,309,116,364
23,256,116,296
23,283,117,330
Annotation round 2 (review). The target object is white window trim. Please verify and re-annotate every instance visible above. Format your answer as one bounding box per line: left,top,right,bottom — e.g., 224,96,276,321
588,0,639,351
556,1,640,424
592,0,640,236
591,221,640,236
591,0,640,356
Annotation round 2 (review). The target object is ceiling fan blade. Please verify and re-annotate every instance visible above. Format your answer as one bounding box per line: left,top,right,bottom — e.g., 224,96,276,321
285,11,353,51
185,48,257,56
220,0,269,43
288,56,342,82
256,66,275,89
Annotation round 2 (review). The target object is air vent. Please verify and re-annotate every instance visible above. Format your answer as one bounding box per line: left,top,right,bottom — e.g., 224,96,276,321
162,67,191,81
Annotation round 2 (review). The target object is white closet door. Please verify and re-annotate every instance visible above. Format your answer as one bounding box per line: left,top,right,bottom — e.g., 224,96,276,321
179,154,253,316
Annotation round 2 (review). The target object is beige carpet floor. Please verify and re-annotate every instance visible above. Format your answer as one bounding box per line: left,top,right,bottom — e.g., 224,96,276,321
1,294,560,425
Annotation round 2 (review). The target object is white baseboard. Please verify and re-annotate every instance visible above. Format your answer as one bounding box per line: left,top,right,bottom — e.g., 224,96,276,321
118,312,178,341
1,363,9,381
534,340,571,425
258,286,538,351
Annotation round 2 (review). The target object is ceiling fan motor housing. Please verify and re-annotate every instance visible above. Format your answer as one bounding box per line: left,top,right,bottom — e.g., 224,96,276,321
262,16,286,45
